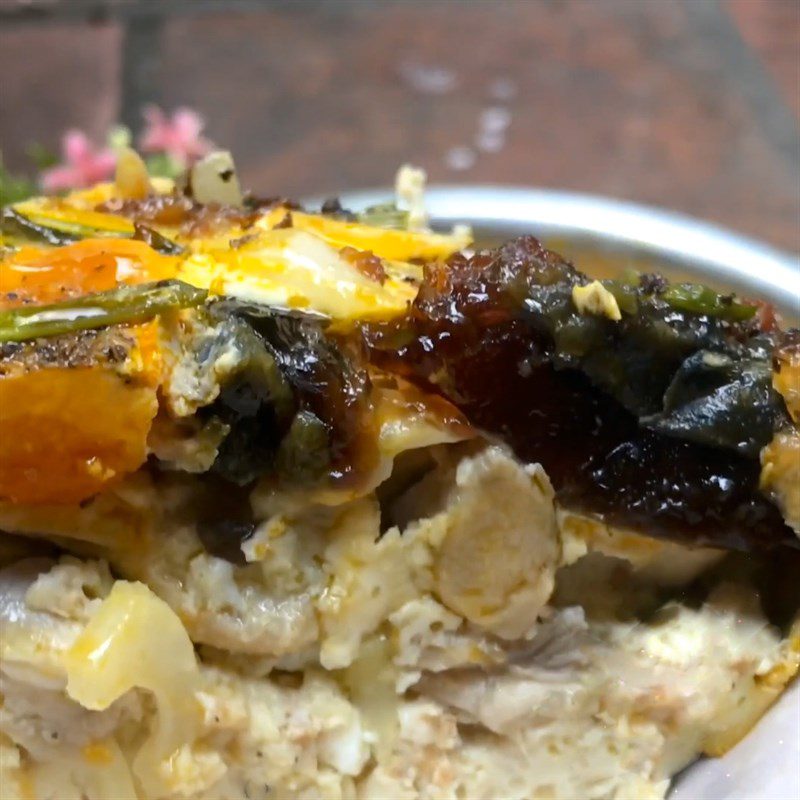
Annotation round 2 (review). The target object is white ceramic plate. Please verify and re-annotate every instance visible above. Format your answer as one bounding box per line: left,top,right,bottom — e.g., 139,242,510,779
334,186,800,800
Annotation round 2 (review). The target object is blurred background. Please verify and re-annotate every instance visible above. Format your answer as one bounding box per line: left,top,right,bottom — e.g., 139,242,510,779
1,0,798,250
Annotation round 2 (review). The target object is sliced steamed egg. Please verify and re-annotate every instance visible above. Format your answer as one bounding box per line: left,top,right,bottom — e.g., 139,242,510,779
257,207,471,262
178,228,421,323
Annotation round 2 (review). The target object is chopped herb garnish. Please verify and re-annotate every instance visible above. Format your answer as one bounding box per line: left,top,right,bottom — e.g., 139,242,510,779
357,203,409,230
661,283,758,321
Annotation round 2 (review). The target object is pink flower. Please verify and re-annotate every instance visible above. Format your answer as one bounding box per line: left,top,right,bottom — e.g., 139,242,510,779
139,105,212,165
40,130,117,192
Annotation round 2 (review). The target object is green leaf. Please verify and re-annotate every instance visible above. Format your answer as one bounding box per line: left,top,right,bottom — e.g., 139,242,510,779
145,152,185,179
0,162,37,207
25,142,59,171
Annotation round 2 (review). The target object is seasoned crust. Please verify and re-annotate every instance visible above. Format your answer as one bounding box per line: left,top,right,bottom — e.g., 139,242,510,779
0,327,136,379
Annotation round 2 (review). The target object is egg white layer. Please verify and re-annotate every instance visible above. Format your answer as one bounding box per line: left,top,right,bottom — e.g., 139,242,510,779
0,444,797,800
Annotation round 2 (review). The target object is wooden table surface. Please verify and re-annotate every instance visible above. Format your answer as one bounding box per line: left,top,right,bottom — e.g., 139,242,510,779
1,0,798,252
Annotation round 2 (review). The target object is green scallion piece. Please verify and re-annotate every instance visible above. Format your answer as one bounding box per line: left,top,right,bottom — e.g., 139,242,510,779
357,203,410,230
0,280,207,343
662,283,758,321
1,208,81,246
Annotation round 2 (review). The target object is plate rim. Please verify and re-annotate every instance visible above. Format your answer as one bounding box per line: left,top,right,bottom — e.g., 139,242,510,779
326,185,800,310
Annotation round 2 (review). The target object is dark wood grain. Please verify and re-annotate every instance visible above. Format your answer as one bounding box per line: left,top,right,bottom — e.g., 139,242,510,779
1,0,798,251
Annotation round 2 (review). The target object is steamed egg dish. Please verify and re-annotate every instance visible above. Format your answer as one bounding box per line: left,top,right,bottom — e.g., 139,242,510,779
0,152,798,800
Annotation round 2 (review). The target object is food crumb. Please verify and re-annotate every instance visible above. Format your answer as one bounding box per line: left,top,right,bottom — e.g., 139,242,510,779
572,281,622,321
